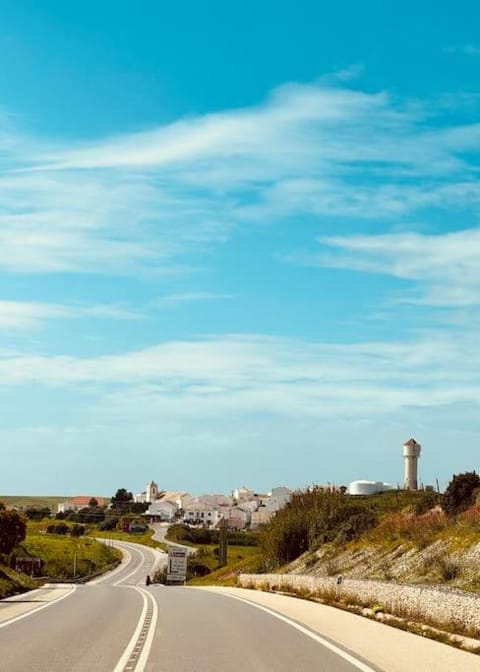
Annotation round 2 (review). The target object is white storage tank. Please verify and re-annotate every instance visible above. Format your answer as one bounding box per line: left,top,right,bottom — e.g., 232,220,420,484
347,480,385,496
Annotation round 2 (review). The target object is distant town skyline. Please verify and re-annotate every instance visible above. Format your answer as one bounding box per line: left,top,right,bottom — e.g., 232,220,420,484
1,1,479,495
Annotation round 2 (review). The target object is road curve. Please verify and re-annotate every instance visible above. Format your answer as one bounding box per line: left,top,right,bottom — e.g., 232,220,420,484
1,541,478,671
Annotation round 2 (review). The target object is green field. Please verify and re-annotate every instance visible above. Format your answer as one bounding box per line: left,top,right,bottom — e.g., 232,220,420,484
94,528,166,550
0,495,67,510
186,544,264,587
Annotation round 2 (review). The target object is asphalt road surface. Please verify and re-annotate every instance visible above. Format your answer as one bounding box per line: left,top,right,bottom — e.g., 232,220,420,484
0,541,477,672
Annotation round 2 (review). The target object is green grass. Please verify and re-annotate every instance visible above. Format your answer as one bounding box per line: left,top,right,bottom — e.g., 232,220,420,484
345,490,426,514
93,528,165,550
0,529,121,597
0,566,38,599
17,533,121,582
188,545,264,586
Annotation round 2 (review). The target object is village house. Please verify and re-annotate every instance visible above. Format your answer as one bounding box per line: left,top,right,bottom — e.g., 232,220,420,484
57,496,107,513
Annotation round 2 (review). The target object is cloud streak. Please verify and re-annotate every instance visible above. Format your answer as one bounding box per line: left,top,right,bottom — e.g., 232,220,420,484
1,78,480,278
0,334,478,422
291,228,480,307
0,300,142,330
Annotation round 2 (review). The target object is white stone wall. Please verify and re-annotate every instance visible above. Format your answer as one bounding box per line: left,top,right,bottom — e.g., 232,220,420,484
238,573,480,634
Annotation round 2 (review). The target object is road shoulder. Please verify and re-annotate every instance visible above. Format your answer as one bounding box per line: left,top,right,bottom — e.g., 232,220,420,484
197,586,479,672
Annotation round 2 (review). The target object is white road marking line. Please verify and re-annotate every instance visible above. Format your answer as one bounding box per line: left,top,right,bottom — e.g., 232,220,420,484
134,588,159,672
90,545,132,585
219,592,378,672
112,588,148,672
112,587,158,672
0,585,76,629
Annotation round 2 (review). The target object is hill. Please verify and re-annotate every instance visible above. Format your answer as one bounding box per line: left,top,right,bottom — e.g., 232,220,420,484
0,495,67,510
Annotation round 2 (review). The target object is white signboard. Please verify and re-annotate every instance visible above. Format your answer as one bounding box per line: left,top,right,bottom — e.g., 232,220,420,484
167,546,188,583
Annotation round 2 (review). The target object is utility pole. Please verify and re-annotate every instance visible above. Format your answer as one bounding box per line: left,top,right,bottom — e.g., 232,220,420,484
218,517,228,568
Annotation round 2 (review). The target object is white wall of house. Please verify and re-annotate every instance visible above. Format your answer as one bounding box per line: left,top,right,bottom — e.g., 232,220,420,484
250,509,272,528
183,506,223,526
146,500,178,521
223,506,251,529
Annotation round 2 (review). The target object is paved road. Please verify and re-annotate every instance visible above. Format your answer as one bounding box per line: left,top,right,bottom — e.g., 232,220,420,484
149,522,196,555
0,541,478,671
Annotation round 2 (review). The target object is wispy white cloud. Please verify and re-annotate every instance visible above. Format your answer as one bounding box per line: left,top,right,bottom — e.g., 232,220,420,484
290,228,480,307
2,78,480,277
0,300,142,330
0,334,478,420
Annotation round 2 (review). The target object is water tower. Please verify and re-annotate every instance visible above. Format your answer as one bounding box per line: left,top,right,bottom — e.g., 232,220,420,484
403,438,421,490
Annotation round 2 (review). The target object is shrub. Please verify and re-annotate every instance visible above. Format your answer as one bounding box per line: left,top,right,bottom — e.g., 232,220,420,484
98,517,118,531
70,524,85,537
335,509,377,543
259,487,378,568
46,523,69,535
413,491,441,516
23,507,52,521
187,560,211,578
443,472,480,516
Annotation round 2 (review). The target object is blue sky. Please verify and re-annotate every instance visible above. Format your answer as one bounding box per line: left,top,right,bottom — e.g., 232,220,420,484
1,1,480,496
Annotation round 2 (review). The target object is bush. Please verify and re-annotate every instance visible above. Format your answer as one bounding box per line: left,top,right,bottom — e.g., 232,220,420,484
335,509,378,543
187,560,211,578
46,523,69,535
23,507,52,521
70,524,85,537
442,472,480,516
99,517,118,531
413,491,441,516
74,507,106,524
259,487,378,568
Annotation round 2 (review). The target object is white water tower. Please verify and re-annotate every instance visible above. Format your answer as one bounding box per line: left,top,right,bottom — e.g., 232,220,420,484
403,438,421,490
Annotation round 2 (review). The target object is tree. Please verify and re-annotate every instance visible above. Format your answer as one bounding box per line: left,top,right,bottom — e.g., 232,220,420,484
88,498,99,508
0,503,27,555
110,488,134,512
442,471,480,516
23,506,51,521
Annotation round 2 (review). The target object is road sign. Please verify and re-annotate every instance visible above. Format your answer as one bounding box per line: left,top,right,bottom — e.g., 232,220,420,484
167,546,188,584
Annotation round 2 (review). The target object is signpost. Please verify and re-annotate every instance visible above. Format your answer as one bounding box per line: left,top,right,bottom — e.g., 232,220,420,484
167,546,188,585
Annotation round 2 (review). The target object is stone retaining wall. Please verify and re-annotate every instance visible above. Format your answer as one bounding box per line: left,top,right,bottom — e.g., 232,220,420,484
238,573,480,635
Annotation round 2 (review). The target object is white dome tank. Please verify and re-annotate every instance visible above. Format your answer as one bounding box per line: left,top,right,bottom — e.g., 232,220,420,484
347,480,385,496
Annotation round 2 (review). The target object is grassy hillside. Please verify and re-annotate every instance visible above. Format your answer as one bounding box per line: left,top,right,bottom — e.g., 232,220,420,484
286,501,480,592
187,545,263,586
0,518,122,598
0,495,67,510
0,567,37,599
20,533,121,581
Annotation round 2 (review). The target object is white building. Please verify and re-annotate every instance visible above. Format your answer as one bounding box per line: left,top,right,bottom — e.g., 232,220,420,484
145,499,178,522
232,486,255,502
250,509,273,528
57,496,107,513
183,502,224,527
223,506,252,529
264,486,291,512
134,480,159,504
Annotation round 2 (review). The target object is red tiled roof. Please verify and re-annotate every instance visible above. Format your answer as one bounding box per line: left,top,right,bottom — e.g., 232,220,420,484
71,496,107,506
403,438,419,447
